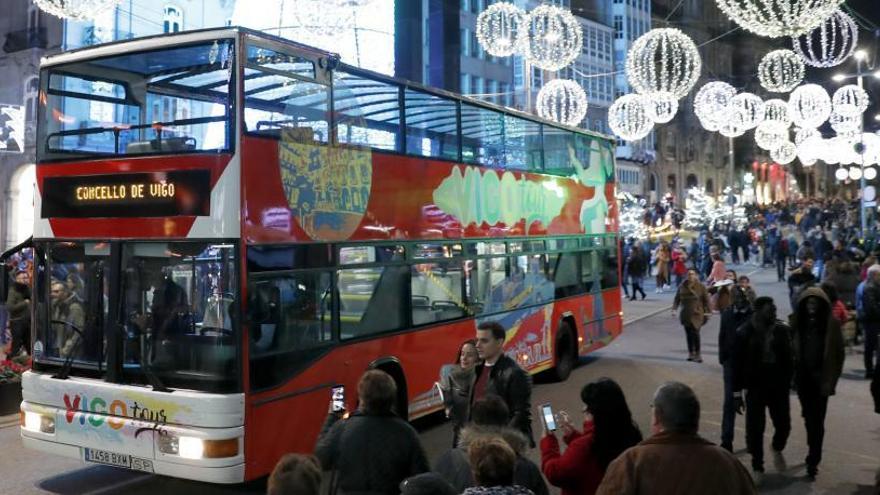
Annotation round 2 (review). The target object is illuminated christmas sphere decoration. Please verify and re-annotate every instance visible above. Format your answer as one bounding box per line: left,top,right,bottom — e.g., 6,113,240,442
755,122,788,150
694,81,737,129
715,0,845,38
292,0,355,36
792,9,857,68
729,92,765,130
523,4,583,71
476,2,528,57
834,167,848,180
865,167,878,180
535,79,588,126
646,91,679,124
801,156,818,166
771,141,797,164
788,84,832,128
831,84,869,118
758,50,805,93
34,0,122,20
763,99,792,130
719,118,748,138
830,111,860,134
609,94,653,142
626,28,702,99
794,127,820,146
849,166,863,180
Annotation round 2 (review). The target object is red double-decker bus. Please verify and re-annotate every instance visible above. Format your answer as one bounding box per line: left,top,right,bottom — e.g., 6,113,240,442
19,27,622,483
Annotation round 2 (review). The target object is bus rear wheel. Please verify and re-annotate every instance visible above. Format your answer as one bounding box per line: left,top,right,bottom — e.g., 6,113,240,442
552,322,577,382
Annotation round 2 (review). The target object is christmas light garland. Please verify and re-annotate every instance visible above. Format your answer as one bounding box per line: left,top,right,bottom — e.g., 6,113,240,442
626,28,702,99
715,0,845,38
609,94,654,142
523,4,583,71
476,2,528,57
758,49,805,93
792,9,857,68
788,84,832,128
535,79,588,126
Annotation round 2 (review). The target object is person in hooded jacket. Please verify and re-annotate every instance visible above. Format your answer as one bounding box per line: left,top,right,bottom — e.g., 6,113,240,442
789,287,845,481
539,378,642,495
672,269,711,363
731,297,794,483
6,269,31,356
717,283,754,452
434,396,547,495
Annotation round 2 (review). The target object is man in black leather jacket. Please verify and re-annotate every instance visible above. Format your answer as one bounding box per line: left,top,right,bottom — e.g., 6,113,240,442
472,321,534,447
718,283,754,452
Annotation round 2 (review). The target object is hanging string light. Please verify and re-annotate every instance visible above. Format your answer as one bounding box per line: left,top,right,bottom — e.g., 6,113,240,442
758,49,805,93
535,79,588,126
792,9,857,68
788,84,832,128
715,0,845,38
626,28,702,99
831,84,870,117
729,92,765,130
34,0,121,20
523,4,583,71
762,99,792,130
476,2,528,57
755,123,788,150
609,94,654,142
771,141,797,164
645,91,679,124
694,81,737,130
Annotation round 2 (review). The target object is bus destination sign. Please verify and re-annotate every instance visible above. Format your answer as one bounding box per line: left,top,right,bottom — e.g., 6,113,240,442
41,170,211,218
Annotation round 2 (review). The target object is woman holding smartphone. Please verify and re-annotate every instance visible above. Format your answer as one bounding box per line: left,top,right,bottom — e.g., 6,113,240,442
539,378,642,495
439,339,479,447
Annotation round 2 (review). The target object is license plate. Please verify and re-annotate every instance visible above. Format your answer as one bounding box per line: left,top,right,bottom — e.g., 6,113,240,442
84,448,154,473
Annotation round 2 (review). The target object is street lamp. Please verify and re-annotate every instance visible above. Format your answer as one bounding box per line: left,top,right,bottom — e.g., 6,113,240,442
832,47,879,239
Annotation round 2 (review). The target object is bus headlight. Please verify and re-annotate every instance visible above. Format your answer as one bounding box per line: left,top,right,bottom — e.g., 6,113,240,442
21,411,55,434
158,434,238,459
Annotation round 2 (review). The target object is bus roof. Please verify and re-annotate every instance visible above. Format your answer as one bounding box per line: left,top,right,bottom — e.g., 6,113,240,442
40,26,615,143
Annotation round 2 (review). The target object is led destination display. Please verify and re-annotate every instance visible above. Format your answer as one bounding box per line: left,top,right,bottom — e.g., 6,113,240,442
42,170,211,218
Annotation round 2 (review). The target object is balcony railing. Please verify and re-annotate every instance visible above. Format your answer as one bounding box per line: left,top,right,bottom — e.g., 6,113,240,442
3,27,47,53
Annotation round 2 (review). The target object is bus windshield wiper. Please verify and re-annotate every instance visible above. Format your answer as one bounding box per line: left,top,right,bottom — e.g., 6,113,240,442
51,320,84,380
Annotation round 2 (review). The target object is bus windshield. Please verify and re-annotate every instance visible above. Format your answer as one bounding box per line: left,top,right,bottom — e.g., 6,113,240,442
38,38,234,162
35,241,239,393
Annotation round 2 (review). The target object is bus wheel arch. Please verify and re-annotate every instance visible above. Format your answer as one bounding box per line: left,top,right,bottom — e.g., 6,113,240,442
368,357,409,421
552,316,578,382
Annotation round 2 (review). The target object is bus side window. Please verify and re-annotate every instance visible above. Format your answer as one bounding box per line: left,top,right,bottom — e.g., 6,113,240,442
599,247,620,290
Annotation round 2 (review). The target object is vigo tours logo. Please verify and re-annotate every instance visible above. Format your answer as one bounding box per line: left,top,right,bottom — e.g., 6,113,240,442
63,393,169,436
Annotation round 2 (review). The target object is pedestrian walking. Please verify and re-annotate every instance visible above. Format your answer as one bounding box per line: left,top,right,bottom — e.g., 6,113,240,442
718,283,754,452
732,297,793,484
859,265,880,379
472,321,534,446
439,339,479,447
314,370,429,495
539,378,642,495
5,269,30,357
671,243,688,289
434,396,547,495
626,244,647,301
789,287,845,481
788,257,817,311
654,242,671,293
776,235,789,282
595,382,757,495
672,269,711,363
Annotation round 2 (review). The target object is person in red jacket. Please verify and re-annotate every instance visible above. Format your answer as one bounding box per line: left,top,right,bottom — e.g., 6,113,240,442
539,378,643,495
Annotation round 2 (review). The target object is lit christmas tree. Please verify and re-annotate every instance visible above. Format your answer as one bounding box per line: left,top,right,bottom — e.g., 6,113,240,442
617,193,650,240
683,187,714,231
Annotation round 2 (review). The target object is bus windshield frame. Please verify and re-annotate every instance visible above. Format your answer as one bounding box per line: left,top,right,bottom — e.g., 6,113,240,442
37,38,236,163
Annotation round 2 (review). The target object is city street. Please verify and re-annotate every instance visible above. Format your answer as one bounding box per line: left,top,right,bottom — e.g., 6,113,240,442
1,266,877,494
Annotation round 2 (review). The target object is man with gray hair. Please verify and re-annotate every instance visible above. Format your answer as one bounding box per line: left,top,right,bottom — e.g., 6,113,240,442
596,382,756,495
858,264,880,379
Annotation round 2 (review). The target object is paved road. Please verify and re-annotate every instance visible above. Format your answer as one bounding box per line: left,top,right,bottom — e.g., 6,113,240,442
1,267,878,494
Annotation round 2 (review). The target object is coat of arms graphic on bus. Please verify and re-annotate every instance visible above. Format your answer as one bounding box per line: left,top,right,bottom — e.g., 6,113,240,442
279,129,372,241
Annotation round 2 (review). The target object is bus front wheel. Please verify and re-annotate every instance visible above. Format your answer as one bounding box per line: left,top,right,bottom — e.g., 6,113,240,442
551,321,577,382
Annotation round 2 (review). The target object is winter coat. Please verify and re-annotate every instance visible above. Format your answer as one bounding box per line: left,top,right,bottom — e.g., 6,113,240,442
673,281,710,330
314,411,429,495
461,486,535,495
718,304,751,366
872,365,879,414
789,287,845,397
539,421,604,495
6,281,30,321
434,425,547,495
788,268,817,309
440,366,475,442
671,250,688,276
471,355,534,446
595,431,756,495
627,250,647,278
732,317,794,393
863,282,880,325
51,295,85,358
826,261,860,308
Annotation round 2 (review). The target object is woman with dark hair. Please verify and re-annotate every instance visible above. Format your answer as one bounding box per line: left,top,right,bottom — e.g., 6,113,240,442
439,339,479,447
539,378,643,495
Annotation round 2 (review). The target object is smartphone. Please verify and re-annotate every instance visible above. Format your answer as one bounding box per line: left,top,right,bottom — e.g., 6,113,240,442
331,385,346,413
541,403,556,431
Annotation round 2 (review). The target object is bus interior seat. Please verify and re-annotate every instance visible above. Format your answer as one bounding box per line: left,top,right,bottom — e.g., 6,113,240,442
126,136,196,154
432,300,465,321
